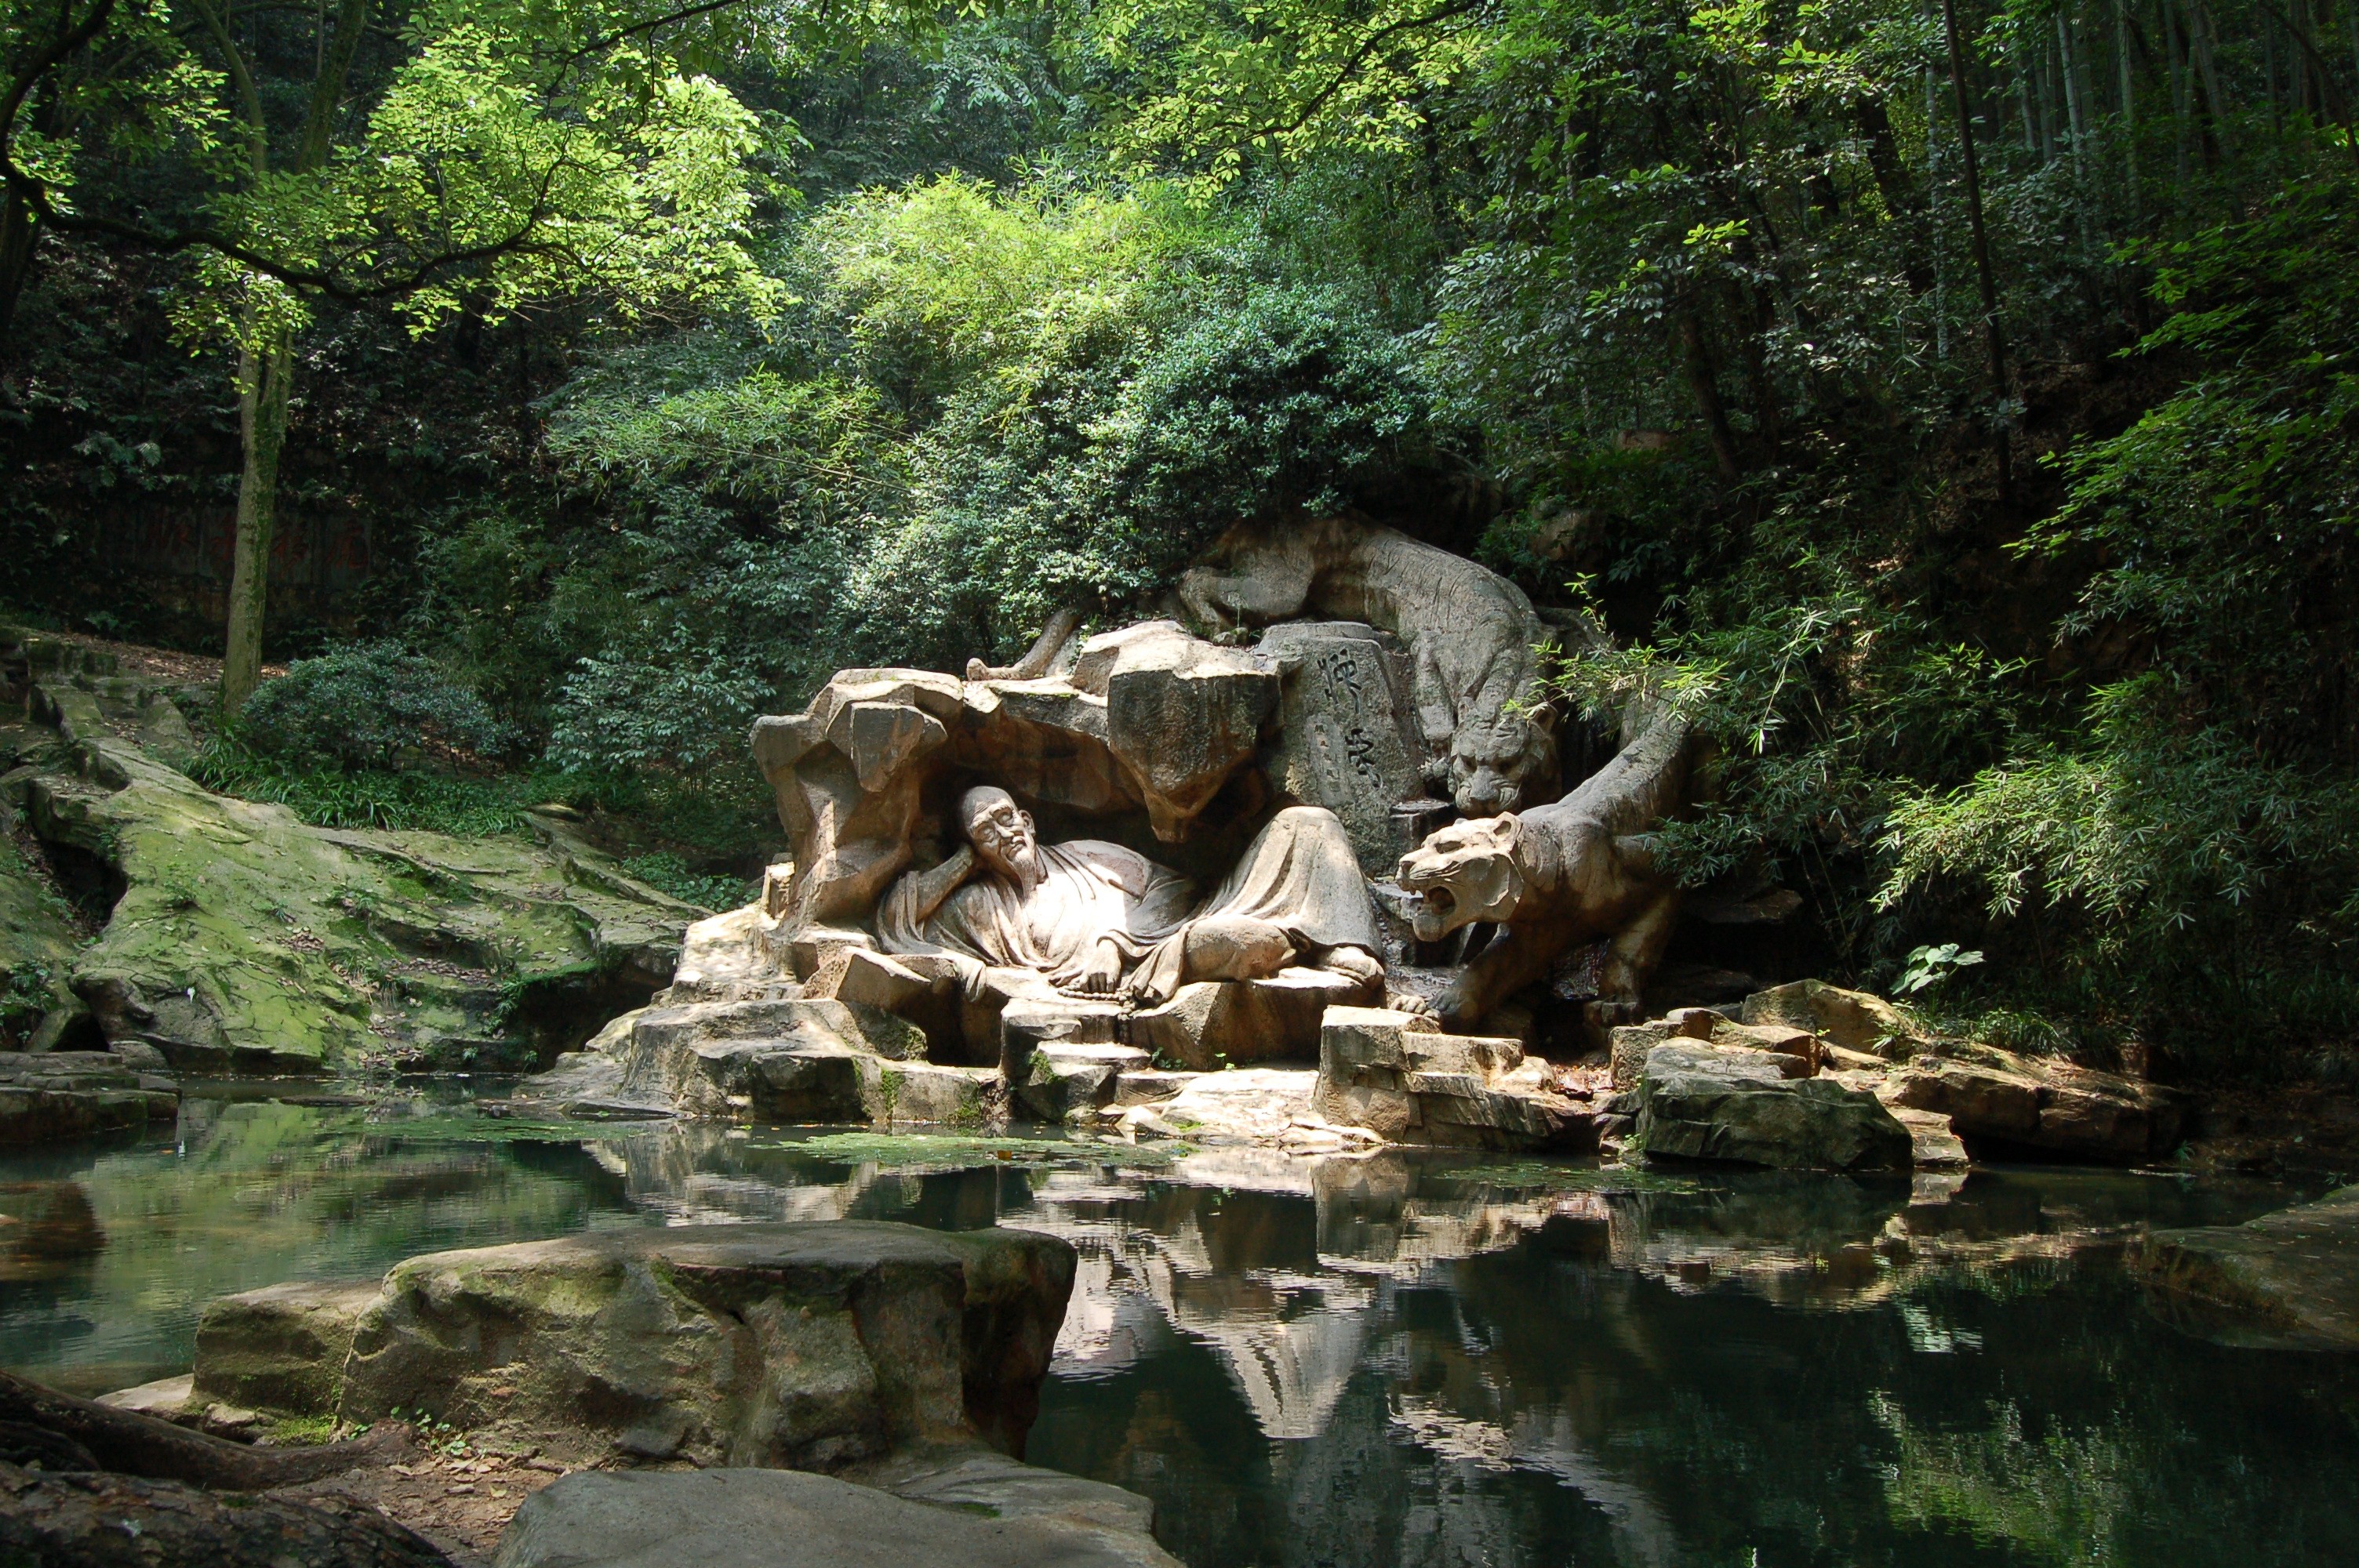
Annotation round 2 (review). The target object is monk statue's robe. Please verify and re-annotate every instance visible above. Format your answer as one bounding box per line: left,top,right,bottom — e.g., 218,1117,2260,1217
878,806,1380,1004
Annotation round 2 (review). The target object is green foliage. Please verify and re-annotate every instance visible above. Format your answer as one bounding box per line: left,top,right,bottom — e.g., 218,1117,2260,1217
440,175,1433,780
620,854,752,912
188,736,605,837
1896,943,1986,996
238,642,513,770
0,960,55,1037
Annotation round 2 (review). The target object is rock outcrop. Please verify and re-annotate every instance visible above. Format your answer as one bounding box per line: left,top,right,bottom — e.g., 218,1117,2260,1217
1314,1006,1594,1152
239,1222,1078,1471
0,793,86,1051
1881,1042,2182,1162
2,698,703,1073
2130,1185,2359,1352
1594,983,2185,1169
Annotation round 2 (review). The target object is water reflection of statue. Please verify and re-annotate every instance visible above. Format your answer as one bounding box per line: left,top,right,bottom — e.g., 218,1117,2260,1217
879,786,1384,1004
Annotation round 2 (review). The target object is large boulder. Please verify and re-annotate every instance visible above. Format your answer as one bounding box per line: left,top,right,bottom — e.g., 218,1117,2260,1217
2130,1185,2359,1352
335,1221,1074,1470
0,1051,177,1145
1881,1042,2182,1163
495,1466,1180,1568
1636,1044,1913,1171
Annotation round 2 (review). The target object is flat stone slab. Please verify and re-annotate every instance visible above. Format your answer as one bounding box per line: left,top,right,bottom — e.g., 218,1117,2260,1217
494,1468,1181,1568
2132,1185,2359,1351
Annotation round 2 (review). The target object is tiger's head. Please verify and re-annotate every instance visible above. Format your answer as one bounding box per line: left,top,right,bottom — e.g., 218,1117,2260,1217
1445,710,1558,818
1395,814,1529,941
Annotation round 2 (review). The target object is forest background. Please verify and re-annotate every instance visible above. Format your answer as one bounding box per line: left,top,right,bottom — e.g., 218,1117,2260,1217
2,0,2354,1081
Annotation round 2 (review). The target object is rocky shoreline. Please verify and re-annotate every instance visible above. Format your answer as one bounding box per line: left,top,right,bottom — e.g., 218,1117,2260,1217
18,1221,1175,1566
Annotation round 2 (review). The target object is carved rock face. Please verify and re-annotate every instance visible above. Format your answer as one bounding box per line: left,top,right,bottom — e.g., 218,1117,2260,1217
1394,815,1525,940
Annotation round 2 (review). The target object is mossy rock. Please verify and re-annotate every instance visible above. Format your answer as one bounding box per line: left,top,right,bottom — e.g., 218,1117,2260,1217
13,697,705,1074
0,827,83,1050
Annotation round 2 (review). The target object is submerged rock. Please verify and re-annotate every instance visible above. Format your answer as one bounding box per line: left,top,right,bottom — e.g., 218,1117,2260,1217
2132,1185,2359,1352
326,1221,1072,1469
1636,1044,1913,1172
495,1466,1180,1568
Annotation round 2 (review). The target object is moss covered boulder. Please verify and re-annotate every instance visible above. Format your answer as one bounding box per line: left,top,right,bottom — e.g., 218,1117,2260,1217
5,692,705,1074
0,800,85,1051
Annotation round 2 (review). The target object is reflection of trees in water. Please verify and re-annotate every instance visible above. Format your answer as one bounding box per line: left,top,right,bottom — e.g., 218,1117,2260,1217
8,1107,2351,1565
1023,1158,2359,1568
0,1101,639,1390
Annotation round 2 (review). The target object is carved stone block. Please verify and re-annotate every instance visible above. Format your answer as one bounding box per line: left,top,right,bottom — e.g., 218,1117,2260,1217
1254,622,1428,875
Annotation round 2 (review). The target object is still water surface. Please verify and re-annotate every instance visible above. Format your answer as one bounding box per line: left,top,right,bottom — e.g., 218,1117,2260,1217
2,1083,2354,1567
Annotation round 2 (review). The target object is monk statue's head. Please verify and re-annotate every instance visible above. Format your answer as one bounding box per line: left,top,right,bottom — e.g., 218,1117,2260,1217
959,785,1041,887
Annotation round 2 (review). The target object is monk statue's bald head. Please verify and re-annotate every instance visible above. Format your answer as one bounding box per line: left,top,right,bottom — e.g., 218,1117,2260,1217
959,785,1040,887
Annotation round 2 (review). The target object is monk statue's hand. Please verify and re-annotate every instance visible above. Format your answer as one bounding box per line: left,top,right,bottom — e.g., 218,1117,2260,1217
1075,937,1124,995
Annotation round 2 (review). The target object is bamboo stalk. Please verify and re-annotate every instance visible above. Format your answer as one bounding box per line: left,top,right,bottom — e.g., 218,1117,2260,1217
2190,0,2234,157
1940,0,2014,503
2165,0,2193,185
2117,0,2139,223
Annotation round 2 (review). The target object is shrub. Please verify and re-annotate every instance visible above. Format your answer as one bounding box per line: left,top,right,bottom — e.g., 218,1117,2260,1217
240,642,514,771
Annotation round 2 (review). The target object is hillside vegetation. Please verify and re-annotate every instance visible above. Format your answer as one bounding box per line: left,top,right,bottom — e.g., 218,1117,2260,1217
2,0,2353,1077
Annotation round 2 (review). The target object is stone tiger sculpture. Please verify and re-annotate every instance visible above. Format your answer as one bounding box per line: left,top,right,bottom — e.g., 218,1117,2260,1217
1177,515,1590,818
1395,702,1693,1036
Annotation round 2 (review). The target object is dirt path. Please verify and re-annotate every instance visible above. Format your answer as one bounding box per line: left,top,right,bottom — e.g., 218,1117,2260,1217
275,1444,577,1567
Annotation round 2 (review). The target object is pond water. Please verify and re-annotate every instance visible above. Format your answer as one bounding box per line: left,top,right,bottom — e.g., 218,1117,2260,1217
2,1086,2354,1567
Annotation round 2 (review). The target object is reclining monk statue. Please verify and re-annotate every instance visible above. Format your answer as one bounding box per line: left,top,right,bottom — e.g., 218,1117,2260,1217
878,786,1386,1007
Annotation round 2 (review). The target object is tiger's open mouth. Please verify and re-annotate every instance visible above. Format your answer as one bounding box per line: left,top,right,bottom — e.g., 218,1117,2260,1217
1408,884,1456,942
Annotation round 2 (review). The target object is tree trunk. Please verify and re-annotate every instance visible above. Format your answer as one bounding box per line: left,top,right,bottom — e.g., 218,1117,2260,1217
0,1367,409,1490
1677,310,1743,481
220,327,294,712
1942,0,2015,504
208,0,371,710
0,189,37,358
